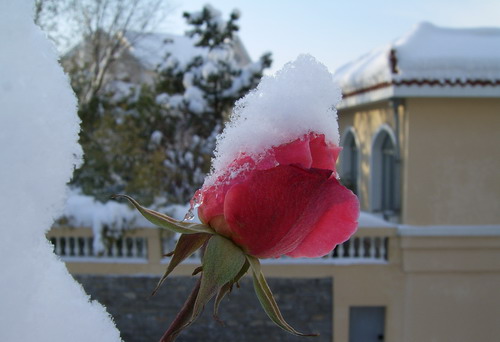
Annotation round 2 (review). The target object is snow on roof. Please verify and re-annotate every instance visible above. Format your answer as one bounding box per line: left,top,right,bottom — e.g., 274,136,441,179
333,22,500,99
124,31,251,70
124,32,206,70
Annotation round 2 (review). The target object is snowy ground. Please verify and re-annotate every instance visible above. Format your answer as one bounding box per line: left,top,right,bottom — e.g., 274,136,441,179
0,1,122,341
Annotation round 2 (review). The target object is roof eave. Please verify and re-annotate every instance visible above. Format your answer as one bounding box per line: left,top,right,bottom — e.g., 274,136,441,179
338,81,500,110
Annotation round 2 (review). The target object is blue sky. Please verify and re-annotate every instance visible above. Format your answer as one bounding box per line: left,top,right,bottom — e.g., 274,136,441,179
162,0,500,74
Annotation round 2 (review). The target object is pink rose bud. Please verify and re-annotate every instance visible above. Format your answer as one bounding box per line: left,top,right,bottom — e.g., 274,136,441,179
196,132,359,259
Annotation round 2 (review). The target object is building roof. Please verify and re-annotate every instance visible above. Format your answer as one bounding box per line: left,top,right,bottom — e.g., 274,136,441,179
333,22,500,107
125,32,203,70
123,31,252,71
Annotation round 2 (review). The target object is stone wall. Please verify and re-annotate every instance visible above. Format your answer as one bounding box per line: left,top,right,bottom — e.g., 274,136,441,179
75,275,333,342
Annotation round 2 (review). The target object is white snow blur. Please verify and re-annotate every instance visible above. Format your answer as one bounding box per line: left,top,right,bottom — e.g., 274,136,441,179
205,54,342,186
0,1,121,341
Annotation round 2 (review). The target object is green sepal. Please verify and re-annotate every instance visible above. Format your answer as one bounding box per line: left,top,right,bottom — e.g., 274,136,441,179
163,235,247,339
152,233,211,296
246,255,318,337
191,235,247,323
111,194,214,235
213,259,250,320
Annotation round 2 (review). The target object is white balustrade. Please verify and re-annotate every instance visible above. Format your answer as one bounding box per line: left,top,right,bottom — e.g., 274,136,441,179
130,238,138,257
348,239,355,257
160,233,390,265
379,238,387,260
49,228,390,265
358,237,365,257
337,243,345,258
327,236,389,263
370,237,377,258
49,235,148,261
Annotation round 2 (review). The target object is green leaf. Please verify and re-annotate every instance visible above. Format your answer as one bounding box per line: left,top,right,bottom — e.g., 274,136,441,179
152,233,211,296
191,235,247,323
246,255,318,337
213,260,250,319
111,194,214,234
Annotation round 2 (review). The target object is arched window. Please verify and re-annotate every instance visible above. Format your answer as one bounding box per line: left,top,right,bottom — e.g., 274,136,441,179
340,128,360,196
380,134,396,211
371,126,400,217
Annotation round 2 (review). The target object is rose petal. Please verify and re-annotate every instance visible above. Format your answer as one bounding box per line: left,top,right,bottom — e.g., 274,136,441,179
273,137,312,169
199,136,315,226
223,165,352,258
286,181,359,258
199,154,258,225
309,134,341,171
197,186,224,225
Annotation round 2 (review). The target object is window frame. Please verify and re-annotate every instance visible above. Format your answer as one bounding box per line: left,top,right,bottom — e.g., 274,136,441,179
370,124,400,218
340,127,361,198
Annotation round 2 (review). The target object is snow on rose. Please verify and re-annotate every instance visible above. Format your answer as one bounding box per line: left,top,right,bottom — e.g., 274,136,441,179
115,55,360,341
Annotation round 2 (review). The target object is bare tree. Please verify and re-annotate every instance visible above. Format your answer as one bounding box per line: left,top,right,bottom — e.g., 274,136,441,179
35,0,172,105
34,0,58,31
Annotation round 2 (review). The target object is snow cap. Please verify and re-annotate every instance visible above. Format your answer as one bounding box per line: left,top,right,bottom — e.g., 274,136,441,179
206,54,342,186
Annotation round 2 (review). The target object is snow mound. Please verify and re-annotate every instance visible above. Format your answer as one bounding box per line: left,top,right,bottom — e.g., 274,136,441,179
0,1,121,341
205,54,341,186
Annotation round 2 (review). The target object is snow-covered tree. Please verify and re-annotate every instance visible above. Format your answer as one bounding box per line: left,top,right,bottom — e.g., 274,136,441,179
72,5,272,206
153,5,272,204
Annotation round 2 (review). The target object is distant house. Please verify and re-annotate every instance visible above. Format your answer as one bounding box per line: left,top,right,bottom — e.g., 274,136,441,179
62,30,252,100
335,21,500,223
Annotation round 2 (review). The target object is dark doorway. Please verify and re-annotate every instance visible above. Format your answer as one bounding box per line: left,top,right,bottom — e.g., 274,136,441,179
349,306,385,342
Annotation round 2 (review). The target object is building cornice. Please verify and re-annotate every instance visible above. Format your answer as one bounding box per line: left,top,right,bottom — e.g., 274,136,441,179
338,80,500,109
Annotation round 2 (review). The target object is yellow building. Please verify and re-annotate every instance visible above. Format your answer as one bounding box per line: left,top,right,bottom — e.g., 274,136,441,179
331,22,500,342
49,23,500,341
